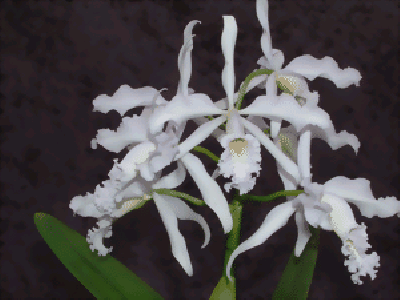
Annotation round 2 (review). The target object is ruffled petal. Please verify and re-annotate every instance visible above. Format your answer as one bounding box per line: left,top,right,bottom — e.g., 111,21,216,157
177,20,201,97
226,201,295,281
341,223,380,284
323,177,400,218
221,16,238,110
284,55,361,88
69,193,103,218
93,85,163,116
179,152,233,233
242,117,301,182
175,116,226,160
149,93,224,134
92,116,148,153
86,218,113,256
152,193,194,276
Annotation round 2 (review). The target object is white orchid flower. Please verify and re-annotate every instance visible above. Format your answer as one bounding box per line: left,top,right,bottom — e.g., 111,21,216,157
149,16,351,191
70,159,211,277
226,125,399,284
253,0,362,138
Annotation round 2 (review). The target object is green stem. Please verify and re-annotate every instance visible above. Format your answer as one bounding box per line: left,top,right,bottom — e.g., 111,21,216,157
223,191,243,282
191,145,220,163
236,69,274,110
151,189,206,206
241,189,304,203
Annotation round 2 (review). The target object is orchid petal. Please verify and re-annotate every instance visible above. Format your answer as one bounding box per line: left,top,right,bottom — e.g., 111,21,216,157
270,120,281,138
256,0,275,67
294,210,312,257
284,55,361,88
119,142,156,181
149,93,224,134
221,16,238,110
177,20,201,97
179,152,233,233
241,93,331,133
70,193,103,218
152,193,193,276
193,117,226,141
242,117,301,182
153,161,186,190
93,116,148,153
298,129,312,181
93,85,163,116
323,177,400,218
226,201,295,281
176,116,226,160
321,193,359,238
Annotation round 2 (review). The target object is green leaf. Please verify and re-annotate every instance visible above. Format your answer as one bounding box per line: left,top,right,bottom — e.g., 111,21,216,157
34,212,164,300
272,225,320,300
209,276,236,300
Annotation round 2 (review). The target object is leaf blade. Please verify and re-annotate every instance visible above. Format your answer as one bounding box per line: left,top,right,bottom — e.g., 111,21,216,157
34,212,164,300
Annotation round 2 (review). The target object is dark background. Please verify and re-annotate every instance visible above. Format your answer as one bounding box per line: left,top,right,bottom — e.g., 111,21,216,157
1,0,398,299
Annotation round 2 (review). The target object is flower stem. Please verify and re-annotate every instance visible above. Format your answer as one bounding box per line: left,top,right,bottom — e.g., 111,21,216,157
223,191,243,281
151,188,206,206
191,145,220,163
241,189,304,203
236,68,274,110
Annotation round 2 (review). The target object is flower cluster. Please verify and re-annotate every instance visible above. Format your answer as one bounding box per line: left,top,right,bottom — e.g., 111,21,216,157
70,0,399,285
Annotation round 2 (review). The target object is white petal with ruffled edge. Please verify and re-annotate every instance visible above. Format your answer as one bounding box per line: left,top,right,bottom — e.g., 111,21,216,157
92,116,148,153
93,85,164,116
226,201,295,281
179,152,233,233
86,218,113,256
323,177,400,218
284,55,361,89
218,133,261,195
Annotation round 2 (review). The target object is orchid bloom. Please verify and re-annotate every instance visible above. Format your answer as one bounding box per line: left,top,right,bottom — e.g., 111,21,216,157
250,0,362,138
226,125,400,284
70,157,211,277
149,16,353,194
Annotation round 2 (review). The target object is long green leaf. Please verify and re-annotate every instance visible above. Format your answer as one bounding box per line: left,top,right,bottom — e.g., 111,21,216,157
34,212,164,300
272,225,320,300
